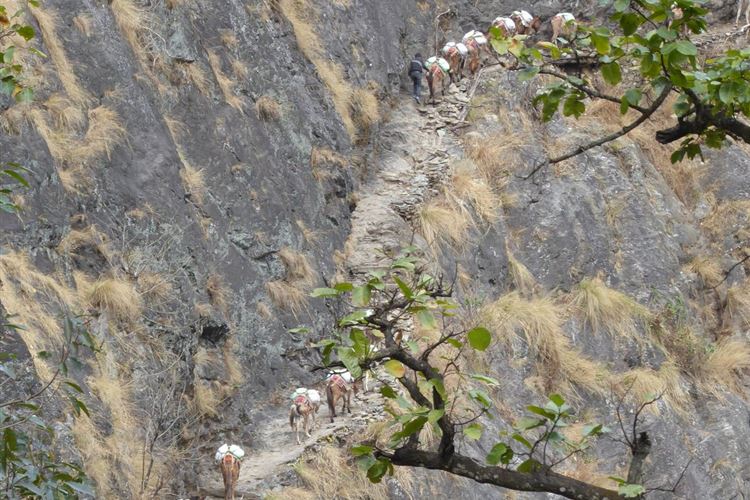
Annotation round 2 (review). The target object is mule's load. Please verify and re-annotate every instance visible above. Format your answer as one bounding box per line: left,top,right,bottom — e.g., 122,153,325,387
442,41,468,57
462,29,487,45
492,16,516,34
329,373,350,390
215,443,245,462
290,387,308,400
512,10,534,27
424,56,451,74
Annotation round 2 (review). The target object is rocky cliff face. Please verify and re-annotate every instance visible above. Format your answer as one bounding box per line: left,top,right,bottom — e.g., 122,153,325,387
1,0,748,498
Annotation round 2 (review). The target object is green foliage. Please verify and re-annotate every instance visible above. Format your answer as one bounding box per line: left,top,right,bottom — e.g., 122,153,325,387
609,476,647,497
1,315,97,498
500,0,750,162
0,163,29,213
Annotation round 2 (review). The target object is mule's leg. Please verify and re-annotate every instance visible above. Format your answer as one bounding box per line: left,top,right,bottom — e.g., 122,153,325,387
326,385,336,423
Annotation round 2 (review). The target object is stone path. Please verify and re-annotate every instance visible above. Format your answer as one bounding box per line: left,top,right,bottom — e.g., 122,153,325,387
197,76,478,498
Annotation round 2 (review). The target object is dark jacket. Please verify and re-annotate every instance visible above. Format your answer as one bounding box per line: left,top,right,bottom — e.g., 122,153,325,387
409,59,423,77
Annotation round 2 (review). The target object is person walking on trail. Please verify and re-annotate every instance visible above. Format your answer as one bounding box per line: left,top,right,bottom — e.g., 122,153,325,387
409,53,424,104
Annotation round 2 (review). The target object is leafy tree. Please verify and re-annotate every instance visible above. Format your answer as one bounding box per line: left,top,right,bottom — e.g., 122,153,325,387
305,248,688,499
488,0,750,176
1,314,98,498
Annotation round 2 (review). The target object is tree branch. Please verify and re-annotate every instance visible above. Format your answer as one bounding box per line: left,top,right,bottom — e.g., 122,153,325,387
378,448,625,500
537,68,649,114
522,83,672,179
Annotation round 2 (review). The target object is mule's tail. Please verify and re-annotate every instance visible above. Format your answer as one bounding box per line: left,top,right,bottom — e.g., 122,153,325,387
222,456,236,500
326,383,335,422
289,404,296,430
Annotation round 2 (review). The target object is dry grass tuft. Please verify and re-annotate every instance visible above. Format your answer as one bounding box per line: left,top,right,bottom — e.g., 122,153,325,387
88,276,143,321
220,29,239,49
80,106,127,161
256,301,272,319
444,160,499,224
349,87,380,139
483,292,606,398
110,0,151,56
136,272,174,302
45,93,86,131
184,61,211,96
271,446,412,499
73,13,93,37
698,339,750,399
685,255,723,288
506,249,537,296
725,279,750,328
570,276,649,341
296,219,320,245
207,49,244,111
417,197,473,254
618,361,688,415
255,95,281,121
192,379,220,417
57,225,111,261
32,7,91,104
179,164,206,206
206,273,230,312
278,247,315,285
265,280,308,317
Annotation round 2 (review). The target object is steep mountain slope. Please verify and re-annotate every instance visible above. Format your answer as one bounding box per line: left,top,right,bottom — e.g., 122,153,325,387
1,0,749,498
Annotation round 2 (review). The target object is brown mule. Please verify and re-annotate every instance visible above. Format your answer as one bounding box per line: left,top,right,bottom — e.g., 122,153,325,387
219,454,240,500
289,395,315,444
426,63,448,104
326,374,355,422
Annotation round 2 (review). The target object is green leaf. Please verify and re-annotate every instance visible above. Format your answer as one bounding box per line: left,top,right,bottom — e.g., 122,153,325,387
416,309,436,329
467,327,491,351
601,62,622,85
380,385,398,399
352,285,371,307
620,96,630,115
384,359,406,378
351,445,374,457
67,482,96,496
333,282,354,292
367,458,390,483
548,393,565,407
311,287,340,298
16,25,34,41
511,432,532,449
562,95,585,118
339,310,369,326
618,483,646,497
393,276,413,299
516,416,545,431
427,408,444,423
624,88,642,107
288,327,310,335
486,442,514,465
517,458,542,473
463,423,482,440
590,32,610,55
613,0,629,11
536,41,560,59
468,389,492,408
446,338,463,348
3,169,29,187
337,347,362,378
518,66,539,82
526,405,556,420
619,13,641,35
3,47,13,64
64,380,84,393
674,40,697,56
469,374,500,386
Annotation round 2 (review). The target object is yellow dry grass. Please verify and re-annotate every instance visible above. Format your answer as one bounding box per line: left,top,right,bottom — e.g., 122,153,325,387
45,93,86,131
136,272,174,302
725,279,750,328
265,280,308,317
698,339,750,399
73,13,93,37
482,292,607,398
296,219,320,245
701,200,750,242
255,95,281,121
192,378,220,417
278,247,315,285
618,361,688,415
417,197,473,254
685,255,723,288
271,446,412,500
179,164,206,205
207,49,244,111
506,249,537,296
444,160,499,224
231,57,249,79
31,7,91,104
57,225,111,260
206,273,230,312
220,29,239,49
110,0,152,58
88,276,143,321
278,0,370,141
256,301,272,319
72,416,113,497
185,61,212,96
465,111,530,184
570,276,649,341
349,87,380,139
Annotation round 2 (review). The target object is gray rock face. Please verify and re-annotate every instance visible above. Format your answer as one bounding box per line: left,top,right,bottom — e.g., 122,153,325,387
1,0,749,498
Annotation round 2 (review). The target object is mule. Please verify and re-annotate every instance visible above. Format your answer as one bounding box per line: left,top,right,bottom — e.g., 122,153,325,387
510,10,542,35
215,444,243,500
306,389,321,429
551,13,577,44
326,373,355,422
490,16,516,38
737,0,750,27
289,394,315,445
441,42,467,83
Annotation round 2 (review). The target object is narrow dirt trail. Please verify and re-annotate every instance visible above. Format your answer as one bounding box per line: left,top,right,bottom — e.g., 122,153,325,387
198,77,477,499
